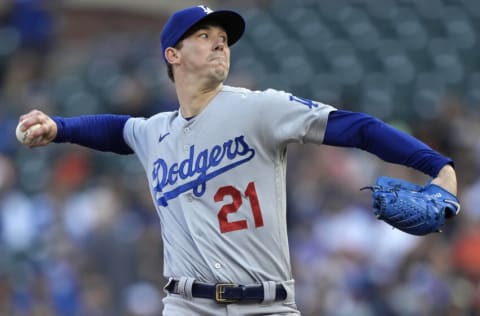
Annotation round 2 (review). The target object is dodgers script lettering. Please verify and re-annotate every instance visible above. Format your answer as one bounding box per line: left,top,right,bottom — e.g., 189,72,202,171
152,135,255,206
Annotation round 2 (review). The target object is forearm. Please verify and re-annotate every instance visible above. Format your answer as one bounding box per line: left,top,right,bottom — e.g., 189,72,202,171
53,115,134,154
323,110,452,177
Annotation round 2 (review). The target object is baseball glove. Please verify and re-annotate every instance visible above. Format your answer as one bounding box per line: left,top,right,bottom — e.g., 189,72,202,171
362,176,460,236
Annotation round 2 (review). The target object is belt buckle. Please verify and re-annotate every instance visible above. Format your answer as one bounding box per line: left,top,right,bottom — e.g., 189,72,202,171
215,283,238,303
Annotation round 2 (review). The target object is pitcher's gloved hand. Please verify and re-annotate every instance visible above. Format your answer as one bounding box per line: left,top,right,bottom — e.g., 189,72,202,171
362,176,460,236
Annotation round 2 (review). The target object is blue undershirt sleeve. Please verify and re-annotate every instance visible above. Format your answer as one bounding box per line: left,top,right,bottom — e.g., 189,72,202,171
322,110,452,177
52,115,133,155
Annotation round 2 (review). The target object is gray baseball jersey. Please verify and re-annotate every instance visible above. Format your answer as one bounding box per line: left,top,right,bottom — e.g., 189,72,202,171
123,85,335,284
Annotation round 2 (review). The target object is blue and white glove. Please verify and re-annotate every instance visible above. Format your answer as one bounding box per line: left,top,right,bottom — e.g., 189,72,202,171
362,176,460,236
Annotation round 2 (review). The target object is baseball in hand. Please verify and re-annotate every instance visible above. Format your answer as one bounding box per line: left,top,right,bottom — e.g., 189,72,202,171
15,122,43,144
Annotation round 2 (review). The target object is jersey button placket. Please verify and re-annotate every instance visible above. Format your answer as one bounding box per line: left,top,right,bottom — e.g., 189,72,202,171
182,124,192,152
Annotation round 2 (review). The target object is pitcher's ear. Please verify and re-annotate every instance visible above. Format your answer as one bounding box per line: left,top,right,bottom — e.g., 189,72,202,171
165,47,179,64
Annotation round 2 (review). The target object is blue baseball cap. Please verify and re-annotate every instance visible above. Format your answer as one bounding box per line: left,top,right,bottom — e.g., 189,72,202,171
160,5,245,63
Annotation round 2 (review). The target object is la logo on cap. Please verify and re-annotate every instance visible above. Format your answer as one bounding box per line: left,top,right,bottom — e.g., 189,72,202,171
198,5,213,14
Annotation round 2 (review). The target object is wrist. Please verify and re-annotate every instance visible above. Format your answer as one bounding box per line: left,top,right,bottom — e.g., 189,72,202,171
431,164,457,195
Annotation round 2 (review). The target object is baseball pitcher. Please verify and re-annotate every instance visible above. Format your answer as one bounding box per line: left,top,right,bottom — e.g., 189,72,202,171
16,5,459,316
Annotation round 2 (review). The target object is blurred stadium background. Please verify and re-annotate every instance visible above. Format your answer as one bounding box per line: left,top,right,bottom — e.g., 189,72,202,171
0,0,480,315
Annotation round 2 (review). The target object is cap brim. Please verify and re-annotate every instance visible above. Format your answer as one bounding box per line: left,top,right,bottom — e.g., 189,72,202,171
193,10,245,47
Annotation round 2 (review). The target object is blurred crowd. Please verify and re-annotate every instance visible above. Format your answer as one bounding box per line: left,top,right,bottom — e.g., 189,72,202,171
1,0,480,315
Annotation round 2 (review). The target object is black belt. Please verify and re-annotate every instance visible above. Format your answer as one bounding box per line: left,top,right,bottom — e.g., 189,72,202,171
166,279,287,303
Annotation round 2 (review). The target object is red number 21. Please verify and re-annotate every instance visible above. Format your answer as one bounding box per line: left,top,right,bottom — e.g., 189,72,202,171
214,182,264,233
